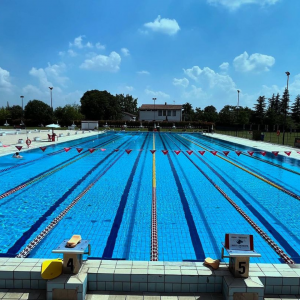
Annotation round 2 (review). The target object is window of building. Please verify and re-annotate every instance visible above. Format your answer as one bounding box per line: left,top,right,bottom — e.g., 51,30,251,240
167,110,171,116
173,110,176,116
163,110,166,116
158,110,162,116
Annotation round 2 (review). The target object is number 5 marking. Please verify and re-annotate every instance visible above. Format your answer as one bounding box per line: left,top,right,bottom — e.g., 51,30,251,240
239,262,246,274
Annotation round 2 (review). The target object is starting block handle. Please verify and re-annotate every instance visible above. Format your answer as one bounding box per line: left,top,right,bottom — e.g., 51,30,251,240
84,244,91,256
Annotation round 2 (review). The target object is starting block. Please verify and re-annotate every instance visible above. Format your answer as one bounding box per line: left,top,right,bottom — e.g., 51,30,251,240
52,239,91,274
222,234,261,278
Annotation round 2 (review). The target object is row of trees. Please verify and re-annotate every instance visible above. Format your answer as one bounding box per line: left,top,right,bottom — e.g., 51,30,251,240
182,90,300,130
1,88,300,129
0,90,138,126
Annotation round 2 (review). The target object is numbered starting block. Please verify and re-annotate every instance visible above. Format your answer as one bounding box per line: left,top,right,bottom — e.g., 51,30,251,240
52,239,91,274
222,234,261,278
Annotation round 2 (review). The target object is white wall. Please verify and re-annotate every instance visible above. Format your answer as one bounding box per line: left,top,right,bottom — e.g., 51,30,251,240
81,121,99,130
139,110,181,122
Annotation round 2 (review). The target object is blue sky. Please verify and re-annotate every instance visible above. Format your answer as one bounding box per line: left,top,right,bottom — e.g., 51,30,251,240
0,0,300,112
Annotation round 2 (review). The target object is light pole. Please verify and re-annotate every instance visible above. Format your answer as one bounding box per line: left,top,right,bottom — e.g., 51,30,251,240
236,90,240,137
20,95,24,123
49,87,53,110
152,97,157,122
282,71,290,145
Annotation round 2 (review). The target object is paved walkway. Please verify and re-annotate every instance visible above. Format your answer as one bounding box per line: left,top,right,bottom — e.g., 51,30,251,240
0,289,297,300
204,133,300,161
0,129,101,157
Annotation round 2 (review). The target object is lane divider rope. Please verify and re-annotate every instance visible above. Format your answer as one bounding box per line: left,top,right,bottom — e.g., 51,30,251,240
167,134,295,264
0,136,120,201
0,135,107,174
188,134,300,176
16,150,126,258
181,135,300,202
151,132,158,261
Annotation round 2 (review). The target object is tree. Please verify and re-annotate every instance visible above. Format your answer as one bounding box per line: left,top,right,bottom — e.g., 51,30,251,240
9,105,23,120
218,105,236,125
54,104,84,126
203,105,218,122
116,94,138,115
273,93,281,115
182,102,194,121
80,90,118,120
280,88,290,116
194,107,204,121
238,107,250,127
24,100,52,125
266,94,279,128
291,95,300,125
253,96,266,125
0,107,10,123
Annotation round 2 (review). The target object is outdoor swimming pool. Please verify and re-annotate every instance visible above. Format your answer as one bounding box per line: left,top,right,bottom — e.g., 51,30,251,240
0,132,299,263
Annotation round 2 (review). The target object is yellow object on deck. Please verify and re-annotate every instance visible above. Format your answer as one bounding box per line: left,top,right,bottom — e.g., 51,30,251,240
41,259,63,280
204,257,220,270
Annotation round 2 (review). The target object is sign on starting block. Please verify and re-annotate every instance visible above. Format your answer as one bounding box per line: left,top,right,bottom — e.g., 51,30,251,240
52,239,91,274
222,234,261,278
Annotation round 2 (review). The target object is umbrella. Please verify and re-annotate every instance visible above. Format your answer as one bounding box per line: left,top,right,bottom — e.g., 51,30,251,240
46,124,61,128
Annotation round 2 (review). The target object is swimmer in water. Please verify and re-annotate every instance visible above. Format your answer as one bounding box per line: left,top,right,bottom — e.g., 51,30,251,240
13,152,23,159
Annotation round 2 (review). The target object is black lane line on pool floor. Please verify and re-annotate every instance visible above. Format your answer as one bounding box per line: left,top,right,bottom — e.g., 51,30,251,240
0,133,111,174
192,133,300,174
188,133,300,181
0,135,121,203
171,134,300,263
6,136,133,255
121,134,152,259
183,135,300,202
16,139,134,259
159,133,205,261
162,135,221,258
102,133,149,259
180,135,300,248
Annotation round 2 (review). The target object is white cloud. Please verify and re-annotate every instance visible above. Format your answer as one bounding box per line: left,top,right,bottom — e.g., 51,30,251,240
69,35,93,49
138,29,149,35
125,86,134,91
44,63,69,86
0,67,13,91
219,62,229,71
29,67,52,89
95,42,105,50
183,66,236,91
180,65,238,109
207,0,280,10
58,51,65,56
28,63,68,90
182,85,205,100
137,70,150,75
67,49,77,57
173,78,189,88
144,15,180,35
145,88,170,99
233,51,275,72
121,48,130,56
80,51,121,72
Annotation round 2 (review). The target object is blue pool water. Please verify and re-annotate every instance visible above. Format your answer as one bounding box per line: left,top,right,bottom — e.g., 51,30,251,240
0,132,299,263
